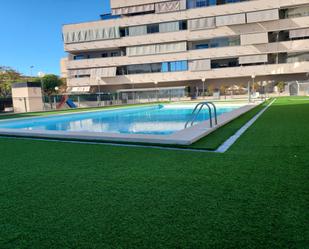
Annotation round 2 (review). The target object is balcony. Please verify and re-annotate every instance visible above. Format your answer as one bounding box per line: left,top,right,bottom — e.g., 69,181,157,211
67,61,309,86
64,16,309,53
66,39,309,70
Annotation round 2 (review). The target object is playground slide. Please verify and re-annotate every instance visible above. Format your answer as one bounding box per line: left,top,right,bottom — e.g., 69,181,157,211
56,95,68,109
66,98,77,108
56,96,77,109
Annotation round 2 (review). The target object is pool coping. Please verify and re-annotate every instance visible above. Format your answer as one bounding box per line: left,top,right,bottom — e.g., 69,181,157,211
0,102,259,145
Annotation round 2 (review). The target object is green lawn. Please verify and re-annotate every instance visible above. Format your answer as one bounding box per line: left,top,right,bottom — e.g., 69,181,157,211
0,97,308,249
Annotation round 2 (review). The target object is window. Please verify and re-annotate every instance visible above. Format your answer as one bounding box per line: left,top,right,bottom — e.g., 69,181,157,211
150,63,162,73
124,20,188,37
101,50,123,58
211,58,239,68
217,0,243,4
119,27,129,37
116,61,188,75
191,36,240,50
161,62,169,72
268,31,290,43
147,24,160,34
117,67,127,76
210,43,219,48
179,20,188,30
287,52,309,63
187,0,210,8
124,63,162,75
229,37,241,46
162,61,188,72
281,6,309,19
187,0,244,9
75,74,90,78
111,52,120,57
196,0,207,7
196,44,209,49
73,55,85,60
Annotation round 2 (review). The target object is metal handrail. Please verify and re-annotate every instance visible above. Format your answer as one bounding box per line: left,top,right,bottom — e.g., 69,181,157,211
185,102,218,128
207,102,218,125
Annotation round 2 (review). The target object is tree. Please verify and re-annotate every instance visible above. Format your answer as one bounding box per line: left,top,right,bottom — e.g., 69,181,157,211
220,85,228,99
36,74,63,108
207,85,215,96
276,81,285,94
39,74,63,96
0,66,23,97
59,77,67,93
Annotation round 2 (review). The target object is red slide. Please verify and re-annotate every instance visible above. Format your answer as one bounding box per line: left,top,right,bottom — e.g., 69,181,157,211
56,95,69,109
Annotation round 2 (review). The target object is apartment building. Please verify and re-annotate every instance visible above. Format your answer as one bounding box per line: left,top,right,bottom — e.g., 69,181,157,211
62,0,309,96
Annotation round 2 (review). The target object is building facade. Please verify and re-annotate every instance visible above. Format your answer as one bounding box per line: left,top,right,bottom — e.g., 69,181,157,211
62,0,309,96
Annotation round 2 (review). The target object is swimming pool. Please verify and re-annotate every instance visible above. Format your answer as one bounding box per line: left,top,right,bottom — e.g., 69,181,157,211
0,104,240,135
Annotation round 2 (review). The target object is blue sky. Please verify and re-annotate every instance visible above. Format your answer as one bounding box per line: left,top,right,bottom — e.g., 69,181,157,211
0,0,110,76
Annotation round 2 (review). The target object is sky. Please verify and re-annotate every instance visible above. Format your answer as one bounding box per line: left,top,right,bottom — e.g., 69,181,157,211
0,0,110,76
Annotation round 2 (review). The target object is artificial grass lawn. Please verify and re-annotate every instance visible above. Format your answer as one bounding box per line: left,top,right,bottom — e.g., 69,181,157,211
0,97,308,249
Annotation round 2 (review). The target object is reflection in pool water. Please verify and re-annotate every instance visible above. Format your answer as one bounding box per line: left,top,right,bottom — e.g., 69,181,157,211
0,104,240,135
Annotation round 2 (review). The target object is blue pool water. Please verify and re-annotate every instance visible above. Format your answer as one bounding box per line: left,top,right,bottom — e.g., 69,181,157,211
0,104,240,135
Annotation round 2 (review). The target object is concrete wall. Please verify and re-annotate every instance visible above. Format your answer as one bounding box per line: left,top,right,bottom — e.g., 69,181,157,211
60,58,68,78
12,84,44,113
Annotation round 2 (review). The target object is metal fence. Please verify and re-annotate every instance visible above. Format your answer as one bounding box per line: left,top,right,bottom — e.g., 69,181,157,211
6,89,189,113
298,82,309,96
3,84,286,113
44,90,189,110
287,81,309,96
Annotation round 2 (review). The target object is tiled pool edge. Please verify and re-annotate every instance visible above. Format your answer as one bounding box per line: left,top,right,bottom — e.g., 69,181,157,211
169,104,259,144
0,103,259,145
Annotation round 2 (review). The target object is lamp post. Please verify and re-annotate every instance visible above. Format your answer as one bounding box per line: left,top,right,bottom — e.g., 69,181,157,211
154,81,158,102
202,78,206,99
260,81,267,100
54,87,59,108
131,79,135,104
249,75,255,102
38,72,45,111
30,66,34,78
96,77,102,106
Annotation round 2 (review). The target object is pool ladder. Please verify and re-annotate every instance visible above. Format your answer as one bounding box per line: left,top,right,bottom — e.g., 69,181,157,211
185,102,218,128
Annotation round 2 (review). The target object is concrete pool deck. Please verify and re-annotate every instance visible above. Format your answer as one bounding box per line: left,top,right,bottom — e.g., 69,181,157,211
0,102,259,145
